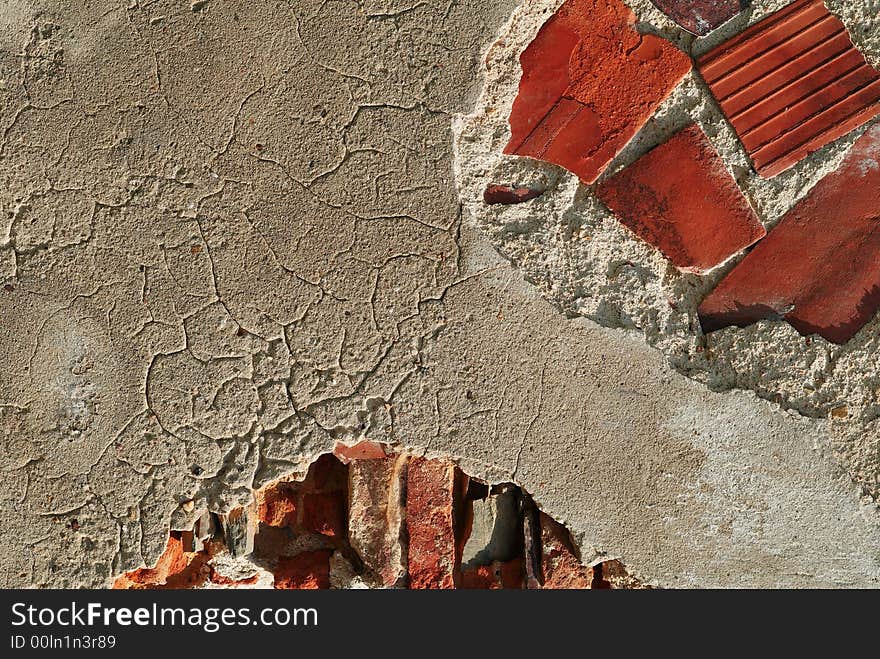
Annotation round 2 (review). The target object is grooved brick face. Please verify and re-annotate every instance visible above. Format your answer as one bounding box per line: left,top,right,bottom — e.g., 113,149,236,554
698,0,880,177
699,122,880,344
596,123,766,273
651,0,749,36
505,0,692,184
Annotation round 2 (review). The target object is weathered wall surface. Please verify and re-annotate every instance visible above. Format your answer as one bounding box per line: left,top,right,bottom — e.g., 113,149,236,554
1,0,877,588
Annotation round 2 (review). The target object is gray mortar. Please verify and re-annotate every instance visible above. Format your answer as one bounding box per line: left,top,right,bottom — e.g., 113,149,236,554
454,0,880,500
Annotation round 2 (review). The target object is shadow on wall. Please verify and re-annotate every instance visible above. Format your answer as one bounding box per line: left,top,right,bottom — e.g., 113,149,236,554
113,444,647,590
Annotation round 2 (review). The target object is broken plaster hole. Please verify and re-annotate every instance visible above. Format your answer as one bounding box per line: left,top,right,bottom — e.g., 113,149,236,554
113,444,646,590
453,0,880,498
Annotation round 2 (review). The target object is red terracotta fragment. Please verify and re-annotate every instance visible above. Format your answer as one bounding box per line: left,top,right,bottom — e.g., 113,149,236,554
596,123,766,272
699,122,880,345
405,457,461,589
651,0,748,36
698,0,880,177
483,184,544,205
505,0,692,184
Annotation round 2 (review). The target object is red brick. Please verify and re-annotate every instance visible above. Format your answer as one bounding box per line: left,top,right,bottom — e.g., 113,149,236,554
698,0,880,177
461,559,524,590
273,550,332,589
539,513,594,589
650,0,747,36
112,533,211,590
483,184,544,205
699,122,880,345
300,491,347,539
505,0,691,185
597,124,766,273
254,481,298,528
405,457,461,589
333,440,388,464
255,454,347,539
348,455,407,587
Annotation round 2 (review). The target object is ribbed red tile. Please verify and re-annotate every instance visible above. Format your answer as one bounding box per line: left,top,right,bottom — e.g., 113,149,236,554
596,124,766,273
505,0,691,185
651,0,749,36
698,0,880,177
699,122,880,345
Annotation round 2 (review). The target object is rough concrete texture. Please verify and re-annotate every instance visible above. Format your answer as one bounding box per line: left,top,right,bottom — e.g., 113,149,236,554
0,0,878,589
456,0,880,507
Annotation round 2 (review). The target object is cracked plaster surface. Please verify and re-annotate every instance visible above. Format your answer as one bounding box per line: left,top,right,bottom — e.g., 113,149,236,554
0,0,878,588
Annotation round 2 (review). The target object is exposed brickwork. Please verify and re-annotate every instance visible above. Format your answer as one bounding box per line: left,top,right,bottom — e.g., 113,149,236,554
333,440,389,464
596,123,766,273
460,559,524,589
497,0,880,345
699,0,880,177
505,0,691,184
206,569,259,588
114,452,641,589
699,122,880,344
300,492,347,539
254,482,298,528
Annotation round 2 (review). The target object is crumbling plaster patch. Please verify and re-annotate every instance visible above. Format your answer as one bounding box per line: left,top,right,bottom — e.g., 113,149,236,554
0,0,877,589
